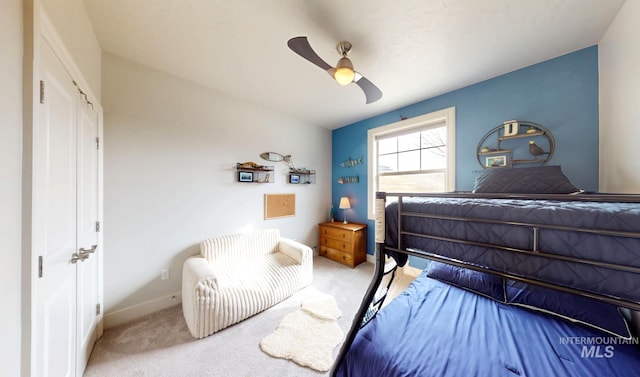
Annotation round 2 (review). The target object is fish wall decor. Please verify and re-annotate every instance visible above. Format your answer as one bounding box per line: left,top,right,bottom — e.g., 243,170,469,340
340,156,362,168
338,176,359,184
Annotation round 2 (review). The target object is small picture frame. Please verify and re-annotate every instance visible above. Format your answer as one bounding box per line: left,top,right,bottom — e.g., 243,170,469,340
289,174,300,184
485,155,507,168
238,171,253,182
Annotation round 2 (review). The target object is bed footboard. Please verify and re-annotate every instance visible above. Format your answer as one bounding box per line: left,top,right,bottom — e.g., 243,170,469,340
331,193,395,376
331,247,398,376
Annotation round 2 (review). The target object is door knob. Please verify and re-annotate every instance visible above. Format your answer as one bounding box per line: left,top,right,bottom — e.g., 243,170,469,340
71,252,90,264
79,244,98,255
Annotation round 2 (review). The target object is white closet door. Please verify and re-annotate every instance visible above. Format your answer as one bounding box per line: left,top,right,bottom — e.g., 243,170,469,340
33,39,78,377
76,100,100,374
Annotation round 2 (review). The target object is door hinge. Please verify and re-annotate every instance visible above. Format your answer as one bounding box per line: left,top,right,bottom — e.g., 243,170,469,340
96,137,100,150
96,221,101,232
39,80,45,104
38,256,43,278
96,303,101,315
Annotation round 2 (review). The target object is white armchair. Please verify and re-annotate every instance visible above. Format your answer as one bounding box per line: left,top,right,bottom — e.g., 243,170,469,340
182,229,313,339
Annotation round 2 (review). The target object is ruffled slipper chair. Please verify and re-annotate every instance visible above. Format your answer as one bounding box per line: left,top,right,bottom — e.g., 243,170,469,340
182,229,313,338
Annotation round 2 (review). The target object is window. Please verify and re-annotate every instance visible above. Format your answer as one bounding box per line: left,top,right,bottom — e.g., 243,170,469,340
377,125,447,192
367,107,455,219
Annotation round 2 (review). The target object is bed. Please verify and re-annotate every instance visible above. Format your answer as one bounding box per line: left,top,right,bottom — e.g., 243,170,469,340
332,166,640,377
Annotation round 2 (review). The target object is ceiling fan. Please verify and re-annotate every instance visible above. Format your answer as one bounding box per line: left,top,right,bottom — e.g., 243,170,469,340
287,36,383,104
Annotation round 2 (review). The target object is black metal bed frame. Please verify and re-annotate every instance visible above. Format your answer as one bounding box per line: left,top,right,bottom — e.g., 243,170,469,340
330,191,640,376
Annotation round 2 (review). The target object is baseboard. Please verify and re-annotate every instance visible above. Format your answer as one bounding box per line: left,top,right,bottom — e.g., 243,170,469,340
103,291,182,329
366,253,423,279
366,253,375,264
401,265,422,278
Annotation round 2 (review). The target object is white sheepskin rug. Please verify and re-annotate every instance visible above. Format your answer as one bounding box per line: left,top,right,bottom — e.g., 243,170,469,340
260,293,344,372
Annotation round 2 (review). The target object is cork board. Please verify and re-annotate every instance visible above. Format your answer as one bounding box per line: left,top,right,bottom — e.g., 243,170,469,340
264,193,295,219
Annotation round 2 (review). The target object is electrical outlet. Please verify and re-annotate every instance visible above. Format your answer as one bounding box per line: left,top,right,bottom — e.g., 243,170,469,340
161,269,169,281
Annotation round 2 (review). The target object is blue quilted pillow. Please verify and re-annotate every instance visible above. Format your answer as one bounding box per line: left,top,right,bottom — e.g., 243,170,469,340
505,280,632,339
426,261,505,302
473,166,579,194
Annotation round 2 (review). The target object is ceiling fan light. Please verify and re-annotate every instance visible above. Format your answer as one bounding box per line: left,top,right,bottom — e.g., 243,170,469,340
334,57,355,85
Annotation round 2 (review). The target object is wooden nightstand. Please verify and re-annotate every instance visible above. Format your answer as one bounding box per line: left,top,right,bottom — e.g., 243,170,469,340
318,222,367,268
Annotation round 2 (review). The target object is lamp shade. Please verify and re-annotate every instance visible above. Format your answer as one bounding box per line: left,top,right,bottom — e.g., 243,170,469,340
334,57,355,86
339,197,351,209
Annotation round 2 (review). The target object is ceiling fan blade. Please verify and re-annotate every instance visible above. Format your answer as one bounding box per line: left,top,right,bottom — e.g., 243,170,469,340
287,36,332,71
354,74,383,104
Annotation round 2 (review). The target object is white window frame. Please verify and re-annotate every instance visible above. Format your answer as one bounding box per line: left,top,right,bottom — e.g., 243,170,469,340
367,106,456,219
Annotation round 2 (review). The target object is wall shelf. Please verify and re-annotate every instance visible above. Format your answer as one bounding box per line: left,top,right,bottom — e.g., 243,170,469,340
478,149,510,155
236,163,274,183
289,169,316,184
498,131,545,141
476,121,555,168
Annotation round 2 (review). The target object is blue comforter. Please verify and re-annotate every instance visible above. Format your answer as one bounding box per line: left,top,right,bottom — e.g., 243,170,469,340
337,273,640,377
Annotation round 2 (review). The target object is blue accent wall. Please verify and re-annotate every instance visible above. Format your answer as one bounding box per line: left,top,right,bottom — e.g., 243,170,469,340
331,46,599,262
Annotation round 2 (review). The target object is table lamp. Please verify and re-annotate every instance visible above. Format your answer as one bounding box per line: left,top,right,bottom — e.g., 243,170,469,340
339,197,351,224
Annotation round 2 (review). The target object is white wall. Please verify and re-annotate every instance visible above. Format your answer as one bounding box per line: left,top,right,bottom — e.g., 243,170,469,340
0,0,23,375
599,0,640,193
102,53,332,325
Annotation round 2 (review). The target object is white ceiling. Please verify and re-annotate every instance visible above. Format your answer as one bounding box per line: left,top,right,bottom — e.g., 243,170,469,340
84,0,624,129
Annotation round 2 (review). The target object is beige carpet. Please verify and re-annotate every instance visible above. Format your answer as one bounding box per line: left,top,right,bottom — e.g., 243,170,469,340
260,293,343,372
83,256,375,377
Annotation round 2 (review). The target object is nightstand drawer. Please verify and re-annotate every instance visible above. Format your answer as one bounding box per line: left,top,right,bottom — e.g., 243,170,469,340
321,237,351,252
320,226,353,243
318,222,367,268
319,246,353,266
